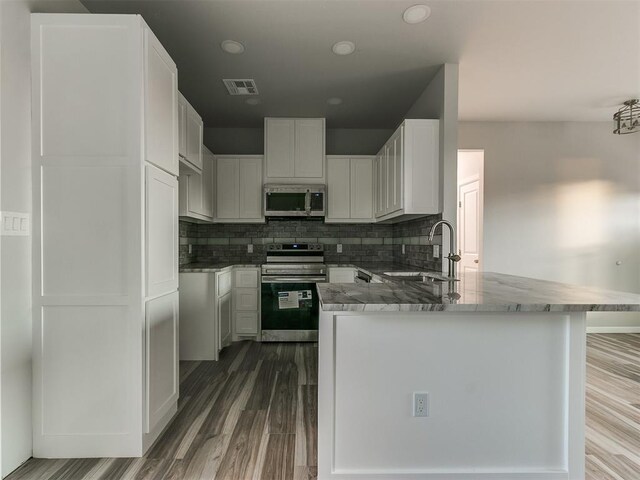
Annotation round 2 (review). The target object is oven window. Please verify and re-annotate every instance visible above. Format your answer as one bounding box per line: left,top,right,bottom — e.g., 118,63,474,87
309,192,324,212
265,192,306,212
261,282,319,330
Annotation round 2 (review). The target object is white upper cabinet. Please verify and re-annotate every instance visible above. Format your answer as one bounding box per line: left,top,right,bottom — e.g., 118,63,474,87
294,118,324,178
374,119,440,223
215,156,264,223
265,118,295,178
326,156,374,223
178,93,203,172
179,145,214,223
265,117,325,182
144,26,178,176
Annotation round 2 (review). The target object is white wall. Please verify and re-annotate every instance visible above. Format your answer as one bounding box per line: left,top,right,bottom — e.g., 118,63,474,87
0,1,87,476
458,122,640,329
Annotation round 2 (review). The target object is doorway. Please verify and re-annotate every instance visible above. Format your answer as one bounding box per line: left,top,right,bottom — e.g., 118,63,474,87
457,150,484,273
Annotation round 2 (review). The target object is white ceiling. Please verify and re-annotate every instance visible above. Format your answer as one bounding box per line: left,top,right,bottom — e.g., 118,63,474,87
80,0,640,127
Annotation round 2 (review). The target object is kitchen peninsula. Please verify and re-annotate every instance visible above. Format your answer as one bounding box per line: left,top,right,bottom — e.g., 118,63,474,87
316,268,640,480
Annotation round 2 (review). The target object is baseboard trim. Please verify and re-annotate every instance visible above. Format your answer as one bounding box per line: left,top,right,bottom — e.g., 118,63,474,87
587,326,640,334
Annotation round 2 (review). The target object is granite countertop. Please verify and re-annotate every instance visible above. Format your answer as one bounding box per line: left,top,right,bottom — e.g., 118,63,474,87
318,267,640,313
179,262,260,273
180,261,640,312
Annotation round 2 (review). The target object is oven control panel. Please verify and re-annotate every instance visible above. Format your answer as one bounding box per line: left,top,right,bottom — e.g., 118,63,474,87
267,243,323,252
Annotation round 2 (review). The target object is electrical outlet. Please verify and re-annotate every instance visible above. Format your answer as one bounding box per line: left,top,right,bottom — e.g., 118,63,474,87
188,244,192,254
413,392,429,417
402,244,406,254
433,245,440,258
337,244,343,253
247,244,254,253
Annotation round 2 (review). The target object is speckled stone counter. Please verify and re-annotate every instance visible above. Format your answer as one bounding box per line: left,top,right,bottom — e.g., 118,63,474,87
179,263,260,273
318,270,640,312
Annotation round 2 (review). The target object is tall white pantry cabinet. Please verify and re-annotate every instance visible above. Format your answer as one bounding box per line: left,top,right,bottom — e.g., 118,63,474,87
31,14,179,458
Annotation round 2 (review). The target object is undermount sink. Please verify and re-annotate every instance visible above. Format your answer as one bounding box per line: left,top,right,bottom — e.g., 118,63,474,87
383,271,459,282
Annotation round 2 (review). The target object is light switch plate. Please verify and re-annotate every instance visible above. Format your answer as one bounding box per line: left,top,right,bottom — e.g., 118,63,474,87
433,245,440,258
337,244,342,253
1,211,30,236
247,244,254,253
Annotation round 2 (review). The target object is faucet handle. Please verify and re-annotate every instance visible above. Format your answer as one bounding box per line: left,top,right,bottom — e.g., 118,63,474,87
448,253,461,262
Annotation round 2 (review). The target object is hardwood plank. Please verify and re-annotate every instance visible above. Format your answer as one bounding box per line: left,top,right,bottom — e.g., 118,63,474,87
268,363,298,434
295,385,318,467
215,410,267,479
260,434,295,480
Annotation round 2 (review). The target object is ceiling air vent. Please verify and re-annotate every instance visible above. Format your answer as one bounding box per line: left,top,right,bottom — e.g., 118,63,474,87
223,79,259,96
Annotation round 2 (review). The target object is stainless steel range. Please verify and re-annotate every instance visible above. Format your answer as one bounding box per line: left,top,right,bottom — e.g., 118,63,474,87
261,243,326,342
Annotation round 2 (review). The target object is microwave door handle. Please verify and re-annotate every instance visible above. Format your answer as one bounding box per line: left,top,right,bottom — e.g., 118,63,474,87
305,190,311,215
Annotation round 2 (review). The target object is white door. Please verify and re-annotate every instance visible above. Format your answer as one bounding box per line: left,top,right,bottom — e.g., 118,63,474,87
145,291,179,433
265,118,295,178
294,118,324,178
327,156,351,220
350,157,374,220
215,157,240,219
238,157,263,220
146,165,178,298
458,179,481,273
144,27,178,176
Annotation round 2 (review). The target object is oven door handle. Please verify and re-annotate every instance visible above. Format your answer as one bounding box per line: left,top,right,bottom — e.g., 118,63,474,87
261,276,327,283
304,190,311,215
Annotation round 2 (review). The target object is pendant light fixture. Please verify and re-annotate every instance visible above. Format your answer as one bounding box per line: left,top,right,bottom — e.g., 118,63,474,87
613,99,640,134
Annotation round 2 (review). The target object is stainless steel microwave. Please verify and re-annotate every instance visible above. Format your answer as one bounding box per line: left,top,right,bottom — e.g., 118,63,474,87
264,184,326,217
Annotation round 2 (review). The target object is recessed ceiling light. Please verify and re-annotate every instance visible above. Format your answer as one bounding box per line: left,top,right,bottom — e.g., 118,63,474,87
403,4,431,24
221,40,245,54
332,41,356,56
246,98,261,105
327,97,343,105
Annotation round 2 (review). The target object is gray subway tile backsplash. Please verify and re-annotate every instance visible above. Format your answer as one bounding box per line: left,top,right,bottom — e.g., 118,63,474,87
180,214,442,269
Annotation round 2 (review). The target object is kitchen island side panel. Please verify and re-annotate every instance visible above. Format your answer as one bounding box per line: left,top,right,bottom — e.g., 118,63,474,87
318,310,586,480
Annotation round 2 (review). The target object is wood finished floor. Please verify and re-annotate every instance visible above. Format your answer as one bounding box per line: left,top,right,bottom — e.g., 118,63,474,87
6,334,640,480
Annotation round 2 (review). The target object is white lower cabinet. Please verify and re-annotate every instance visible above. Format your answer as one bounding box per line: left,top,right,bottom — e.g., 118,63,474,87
145,291,179,434
215,156,264,223
179,273,218,360
233,268,260,338
326,156,374,223
328,267,357,283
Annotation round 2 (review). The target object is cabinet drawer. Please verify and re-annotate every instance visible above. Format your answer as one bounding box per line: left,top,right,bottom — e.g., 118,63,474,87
235,288,258,311
217,271,232,296
235,269,259,288
235,312,258,335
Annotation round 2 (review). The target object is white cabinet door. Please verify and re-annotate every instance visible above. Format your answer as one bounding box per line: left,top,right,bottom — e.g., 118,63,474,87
146,165,178,298
218,292,232,349
215,157,240,220
144,27,178,176
294,118,324,178
178,93,187,159
145,291,178,433
377,149,388,217
235,312,258,335
326,156,350,220
201,149,215,219
238,157,263,219
350,157,374,220
387,126,403,214
265,118,295,178
185,104,203,171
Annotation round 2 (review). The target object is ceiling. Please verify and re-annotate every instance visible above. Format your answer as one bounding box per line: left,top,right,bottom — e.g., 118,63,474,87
80,0,640,128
